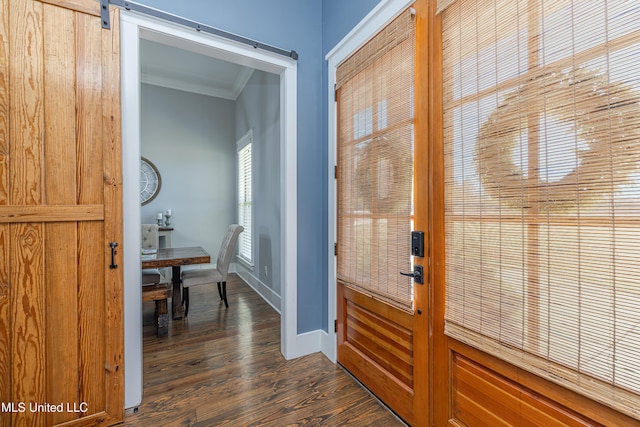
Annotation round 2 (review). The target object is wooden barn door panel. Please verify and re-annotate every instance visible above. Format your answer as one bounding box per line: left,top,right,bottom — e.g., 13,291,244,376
0,0,123,425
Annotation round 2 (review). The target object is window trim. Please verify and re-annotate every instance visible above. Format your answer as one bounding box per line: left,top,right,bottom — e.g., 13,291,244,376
237,129,253,266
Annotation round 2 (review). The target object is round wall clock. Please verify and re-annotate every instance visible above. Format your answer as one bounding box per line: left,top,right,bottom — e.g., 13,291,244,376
140,157,161,205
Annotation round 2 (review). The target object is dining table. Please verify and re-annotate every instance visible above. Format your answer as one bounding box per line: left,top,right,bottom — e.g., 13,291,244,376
142,246,211,320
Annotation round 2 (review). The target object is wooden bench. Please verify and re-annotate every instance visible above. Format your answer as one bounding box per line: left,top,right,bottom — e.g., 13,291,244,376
142,283,172,337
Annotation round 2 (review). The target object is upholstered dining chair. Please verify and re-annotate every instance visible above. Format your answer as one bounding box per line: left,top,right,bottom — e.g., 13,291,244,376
141,223,172,337
180,224,244,317
141,223,163,285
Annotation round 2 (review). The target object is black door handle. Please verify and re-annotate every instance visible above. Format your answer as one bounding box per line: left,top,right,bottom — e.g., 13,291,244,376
109,242,118,269
400,265,423,284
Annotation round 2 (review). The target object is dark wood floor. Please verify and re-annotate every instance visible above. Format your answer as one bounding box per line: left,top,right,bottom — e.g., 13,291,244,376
121,274,405,426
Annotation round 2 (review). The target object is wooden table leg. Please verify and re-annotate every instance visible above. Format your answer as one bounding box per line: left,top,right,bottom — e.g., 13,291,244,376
155,299,169,338
171,265,183,319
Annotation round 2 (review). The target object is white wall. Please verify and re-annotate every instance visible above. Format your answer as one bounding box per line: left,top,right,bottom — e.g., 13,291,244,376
140,72,283,305
235,70,282,310
140,84,236,259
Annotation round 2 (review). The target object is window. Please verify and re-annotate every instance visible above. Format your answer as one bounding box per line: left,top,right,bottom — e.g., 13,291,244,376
237,130,253,265
336,9,415,311
441,0,640,420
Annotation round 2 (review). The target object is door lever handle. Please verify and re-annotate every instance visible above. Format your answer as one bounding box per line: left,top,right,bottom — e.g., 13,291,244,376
400,265,424,284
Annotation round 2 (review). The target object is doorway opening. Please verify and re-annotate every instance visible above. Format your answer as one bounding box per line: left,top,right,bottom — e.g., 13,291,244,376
120,10,298,408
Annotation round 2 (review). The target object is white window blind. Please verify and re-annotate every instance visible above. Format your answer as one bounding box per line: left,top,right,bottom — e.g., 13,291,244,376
237,130,253,264
443,0,640,420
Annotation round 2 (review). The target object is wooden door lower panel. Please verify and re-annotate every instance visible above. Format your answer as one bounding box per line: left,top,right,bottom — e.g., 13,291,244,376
447,340,640,427
337,282,414,425
452,354,601,427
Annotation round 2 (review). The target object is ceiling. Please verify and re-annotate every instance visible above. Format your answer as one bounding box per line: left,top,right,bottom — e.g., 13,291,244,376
140,38,255,100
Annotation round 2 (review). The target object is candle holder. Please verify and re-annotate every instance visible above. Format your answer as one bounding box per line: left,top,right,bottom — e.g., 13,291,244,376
156,212,163,226
164,211,172,227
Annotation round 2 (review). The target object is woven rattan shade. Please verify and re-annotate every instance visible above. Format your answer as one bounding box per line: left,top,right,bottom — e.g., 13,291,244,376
436,0,457,14
336,9,415,311
336,9,414,90
443,0,640,420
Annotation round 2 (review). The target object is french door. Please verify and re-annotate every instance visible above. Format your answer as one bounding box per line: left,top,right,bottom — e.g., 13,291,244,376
430,0,640,425
0,1,124,425
335,2,429,425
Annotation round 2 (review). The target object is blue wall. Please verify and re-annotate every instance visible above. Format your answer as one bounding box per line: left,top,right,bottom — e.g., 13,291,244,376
322,0,382,52
134,0,381,333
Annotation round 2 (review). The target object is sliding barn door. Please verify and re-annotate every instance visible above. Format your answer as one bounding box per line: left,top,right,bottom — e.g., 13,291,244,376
0,0,123,426
336,4,429,425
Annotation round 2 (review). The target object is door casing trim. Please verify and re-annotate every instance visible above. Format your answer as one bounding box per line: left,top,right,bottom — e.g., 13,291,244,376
120,10,298,408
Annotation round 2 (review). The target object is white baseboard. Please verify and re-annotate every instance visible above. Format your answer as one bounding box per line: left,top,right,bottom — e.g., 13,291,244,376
235,267,281,313
282,329,323,360
321,329,336,363
284,330,334,362
235,266,336,363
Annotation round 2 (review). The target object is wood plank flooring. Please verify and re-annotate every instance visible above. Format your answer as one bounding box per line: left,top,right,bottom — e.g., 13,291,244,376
121,274,405,426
